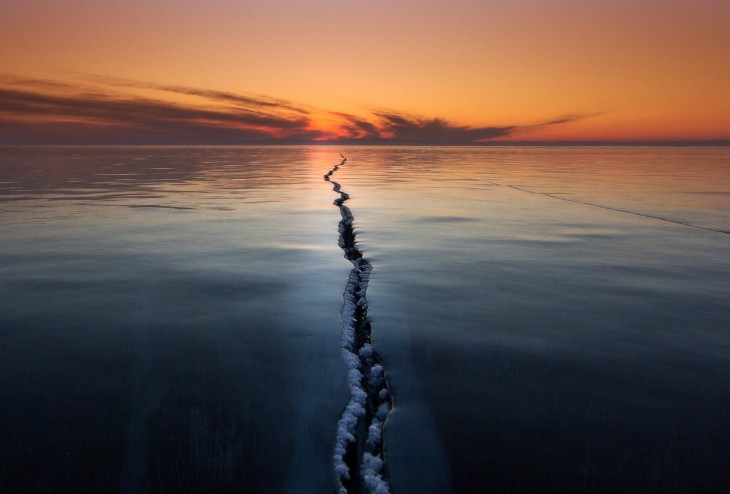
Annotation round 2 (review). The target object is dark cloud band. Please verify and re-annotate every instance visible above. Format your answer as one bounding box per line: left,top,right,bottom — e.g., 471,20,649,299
0,74,597,145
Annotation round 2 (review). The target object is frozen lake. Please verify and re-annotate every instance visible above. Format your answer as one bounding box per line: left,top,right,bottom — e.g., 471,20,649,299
1,145,728,493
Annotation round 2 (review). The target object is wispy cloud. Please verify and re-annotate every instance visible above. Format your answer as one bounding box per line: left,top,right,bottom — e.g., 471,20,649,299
0,74,597,144
371,111,518,144
331,112,381,139
78,74,311,116
0,74,322,144
533,113,604,128
328,110,597,145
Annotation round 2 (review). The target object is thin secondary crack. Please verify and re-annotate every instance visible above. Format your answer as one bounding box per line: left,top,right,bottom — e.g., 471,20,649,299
441,170,729,235
503,184,730,235
325,155,393,494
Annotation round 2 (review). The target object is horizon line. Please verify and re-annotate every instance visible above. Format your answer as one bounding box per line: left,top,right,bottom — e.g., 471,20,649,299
2,140,729,147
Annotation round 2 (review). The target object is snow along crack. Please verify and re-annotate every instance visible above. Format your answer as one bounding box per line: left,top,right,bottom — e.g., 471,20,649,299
325,154,393,494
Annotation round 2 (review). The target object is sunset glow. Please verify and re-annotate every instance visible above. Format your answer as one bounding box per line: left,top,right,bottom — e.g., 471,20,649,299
1,0,729,144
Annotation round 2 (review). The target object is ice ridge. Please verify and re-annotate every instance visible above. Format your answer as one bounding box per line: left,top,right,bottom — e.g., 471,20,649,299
325,155,393,494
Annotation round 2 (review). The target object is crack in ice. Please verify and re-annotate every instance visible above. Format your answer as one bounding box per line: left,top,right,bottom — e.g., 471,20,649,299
441,170,729,235
325,155,393,494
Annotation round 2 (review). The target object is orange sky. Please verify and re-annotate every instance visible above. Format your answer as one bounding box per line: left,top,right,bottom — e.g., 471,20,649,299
1,0,729,144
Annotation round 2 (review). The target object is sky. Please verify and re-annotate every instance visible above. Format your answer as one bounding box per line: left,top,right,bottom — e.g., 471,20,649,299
1,0,729,144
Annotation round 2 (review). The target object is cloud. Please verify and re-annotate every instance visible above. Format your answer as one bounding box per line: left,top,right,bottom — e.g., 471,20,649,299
0,88,310,129
0,75,321,144
372,111,518,144
331,112,382,139
325,110,599,145
0,73,599,145
534,112,604,128
79,74,311,116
